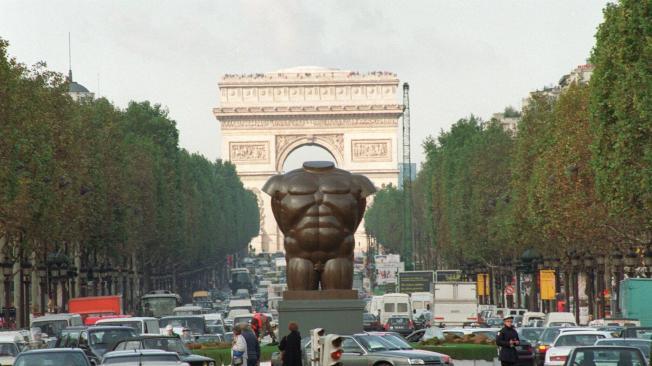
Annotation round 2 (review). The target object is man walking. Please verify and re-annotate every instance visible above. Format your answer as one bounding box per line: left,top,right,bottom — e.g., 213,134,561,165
496,316,520,366
243,322,261,366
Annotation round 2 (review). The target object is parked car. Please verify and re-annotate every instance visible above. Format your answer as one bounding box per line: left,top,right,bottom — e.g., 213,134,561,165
544,331,612,366
110,335,216,366
56,325,138,364
564,346,646,366
102,349,189,365
595,338,652,362
444,327,501,341
14,348,92,366
384,315,414,336
363,313,383,332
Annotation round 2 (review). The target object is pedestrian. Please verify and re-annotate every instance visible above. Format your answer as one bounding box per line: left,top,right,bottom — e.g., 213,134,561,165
278,322,302,366
496,316,520,366
232,324,248,366
180,328,193,343
243,322,261,366
164,325,176,337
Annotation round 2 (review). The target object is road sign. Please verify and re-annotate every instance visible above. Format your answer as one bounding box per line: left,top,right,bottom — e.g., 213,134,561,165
505,285,515,296
398,271,434,293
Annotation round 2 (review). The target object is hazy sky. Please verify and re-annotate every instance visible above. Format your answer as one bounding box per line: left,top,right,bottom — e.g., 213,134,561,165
1,1,609,167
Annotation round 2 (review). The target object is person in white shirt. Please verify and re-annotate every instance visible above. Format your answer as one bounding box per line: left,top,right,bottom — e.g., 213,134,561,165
232,324,248,366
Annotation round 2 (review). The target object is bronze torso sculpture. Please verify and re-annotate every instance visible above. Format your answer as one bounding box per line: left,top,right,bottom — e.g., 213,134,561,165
263,161,376,291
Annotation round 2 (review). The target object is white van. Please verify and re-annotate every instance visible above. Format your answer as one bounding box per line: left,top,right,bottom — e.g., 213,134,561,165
173,305,203,316
410,292,433,315
522,311,546,327
543,312,577,327
30,314,83,339
95,317,161,335
380,293,412,324
203,313,223,326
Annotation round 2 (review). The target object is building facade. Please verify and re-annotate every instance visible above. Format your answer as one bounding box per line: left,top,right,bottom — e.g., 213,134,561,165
214,66,402,254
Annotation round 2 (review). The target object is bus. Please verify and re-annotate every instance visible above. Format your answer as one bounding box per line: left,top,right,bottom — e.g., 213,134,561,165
230,268,253,295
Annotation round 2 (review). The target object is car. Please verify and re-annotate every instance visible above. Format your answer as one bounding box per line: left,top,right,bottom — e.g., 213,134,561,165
543,313,577,328
95,317,161,335
444,327,501,341
102,349,190,365
30,313,84,339
195,335,224,344
0,338,22,365
519,327,545,343
14,348,92,366
55,325,138,364
594,338,652,362
363,313,383,332
544,331,612,366
406,329,427,343
384,315,414,336
271,333,453,366
485,317,504,327
622,327,652,339
111,335,216,366
535,327,594,366
159,315,207,337
564,346,646,366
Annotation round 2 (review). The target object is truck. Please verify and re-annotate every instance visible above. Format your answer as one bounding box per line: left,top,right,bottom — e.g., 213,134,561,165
68,295,124,325
432,282,478,326
620,278,652,326
140,290,181,318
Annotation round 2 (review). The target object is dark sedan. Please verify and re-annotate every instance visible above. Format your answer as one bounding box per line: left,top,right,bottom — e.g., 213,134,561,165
384,315,415,336
363,313,383,332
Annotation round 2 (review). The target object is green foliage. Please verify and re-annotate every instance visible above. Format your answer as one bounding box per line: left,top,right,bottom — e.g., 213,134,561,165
589,0,652,237
365,184,405,253
0,38,258,281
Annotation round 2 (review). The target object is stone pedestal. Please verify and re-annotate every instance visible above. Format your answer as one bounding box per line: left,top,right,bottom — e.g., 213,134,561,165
278,290,365,338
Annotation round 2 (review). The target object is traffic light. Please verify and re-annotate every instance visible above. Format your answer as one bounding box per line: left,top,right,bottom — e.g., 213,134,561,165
320,334,343,366
310,328,325,366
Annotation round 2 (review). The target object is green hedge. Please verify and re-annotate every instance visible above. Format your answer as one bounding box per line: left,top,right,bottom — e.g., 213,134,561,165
415,344,497,361
193,345,277,365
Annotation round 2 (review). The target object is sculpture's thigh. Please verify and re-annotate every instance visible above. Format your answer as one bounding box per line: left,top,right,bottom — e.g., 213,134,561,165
287,257,318,290
321,257,353,290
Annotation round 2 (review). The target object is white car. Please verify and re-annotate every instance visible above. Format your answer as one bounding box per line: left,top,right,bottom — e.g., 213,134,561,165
544,331,612,366
102,349,190,366
0,338,21,366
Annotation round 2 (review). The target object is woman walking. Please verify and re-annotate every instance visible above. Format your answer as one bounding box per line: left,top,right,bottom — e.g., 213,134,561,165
232,324,248,366
279,322,302,366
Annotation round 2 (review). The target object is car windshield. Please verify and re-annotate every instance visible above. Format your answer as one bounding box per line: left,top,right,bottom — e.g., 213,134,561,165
519,328,544,342
89,328,137,354
15,352,88,366
363,314,376,321
142,297,177,318
572,348,645,366
159,317,205,334
142,337,188,355
541,328,562,344
103,354,179,364
555,334,604,347
596,340,652,358
31,320,68,338
0,343,19,357
355,335,400,352
381,334,412,350
100,321,143,334
624,328,652,339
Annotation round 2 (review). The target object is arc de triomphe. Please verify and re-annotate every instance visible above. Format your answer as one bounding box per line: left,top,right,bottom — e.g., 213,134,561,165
214,67,402,254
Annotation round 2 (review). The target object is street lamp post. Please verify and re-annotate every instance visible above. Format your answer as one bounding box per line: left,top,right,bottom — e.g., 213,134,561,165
571,252,581,323
595,254,606,319
611,249,623,316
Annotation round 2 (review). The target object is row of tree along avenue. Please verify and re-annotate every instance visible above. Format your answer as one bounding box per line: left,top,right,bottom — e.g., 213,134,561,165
365,0,651,321
0,38,259,327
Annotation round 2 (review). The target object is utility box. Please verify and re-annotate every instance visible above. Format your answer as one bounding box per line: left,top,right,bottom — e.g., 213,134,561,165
620,278,652,326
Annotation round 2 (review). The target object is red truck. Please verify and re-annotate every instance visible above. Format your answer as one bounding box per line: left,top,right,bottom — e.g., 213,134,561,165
68,295,127,325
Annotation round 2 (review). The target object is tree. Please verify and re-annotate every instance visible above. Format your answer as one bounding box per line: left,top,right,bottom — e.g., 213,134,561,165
589,0,652,241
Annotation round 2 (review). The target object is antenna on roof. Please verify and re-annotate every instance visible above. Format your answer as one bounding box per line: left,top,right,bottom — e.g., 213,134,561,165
68,32,73,81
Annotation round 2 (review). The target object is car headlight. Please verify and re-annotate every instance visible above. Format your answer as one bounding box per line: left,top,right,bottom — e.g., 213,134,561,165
409,359,426,365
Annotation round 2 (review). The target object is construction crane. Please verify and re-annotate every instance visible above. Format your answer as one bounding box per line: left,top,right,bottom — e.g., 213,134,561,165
402,82,415,270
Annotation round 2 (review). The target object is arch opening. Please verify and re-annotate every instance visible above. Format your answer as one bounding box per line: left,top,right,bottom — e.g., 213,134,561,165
281,144,338,173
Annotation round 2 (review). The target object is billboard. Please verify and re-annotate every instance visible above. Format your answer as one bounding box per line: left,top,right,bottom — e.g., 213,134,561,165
375,254,404,285
398,271,434,294
435,270,463,282
540,269,556,300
